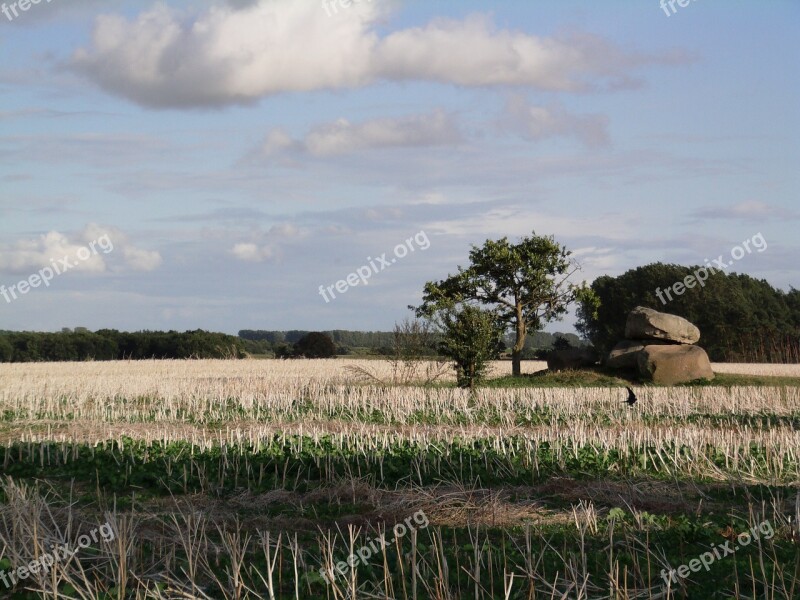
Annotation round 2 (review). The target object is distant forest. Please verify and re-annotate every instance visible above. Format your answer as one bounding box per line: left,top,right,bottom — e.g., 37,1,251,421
0,328,581,363
0,329,247,362
239,329,585,359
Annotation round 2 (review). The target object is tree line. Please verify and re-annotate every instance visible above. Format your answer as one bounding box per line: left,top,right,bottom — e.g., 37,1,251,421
238,328,580,358
577,263,800,362
0,329,248,362
0,327,582,363
238,330,397,355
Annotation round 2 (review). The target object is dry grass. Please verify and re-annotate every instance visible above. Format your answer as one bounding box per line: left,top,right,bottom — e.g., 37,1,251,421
1,360,797,426
2,358,799,484
710,362,800,376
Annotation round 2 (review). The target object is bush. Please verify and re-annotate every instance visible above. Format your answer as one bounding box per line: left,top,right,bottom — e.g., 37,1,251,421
293,332,336,358
437,306,504,390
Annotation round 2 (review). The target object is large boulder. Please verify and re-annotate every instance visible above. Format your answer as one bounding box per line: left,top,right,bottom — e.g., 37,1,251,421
547,347,597,371
637,344,714,384
605,339,672,369
625,306,700,345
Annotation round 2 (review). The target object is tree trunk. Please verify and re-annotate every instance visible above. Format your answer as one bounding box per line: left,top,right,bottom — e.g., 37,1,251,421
512,303,526,377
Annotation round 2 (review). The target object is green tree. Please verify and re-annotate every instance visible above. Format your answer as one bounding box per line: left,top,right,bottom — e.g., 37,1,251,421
576,263,800,362
294,332,337,358
414,232,591,377
0,336,12,362
435,304,503,390
437,305,503,390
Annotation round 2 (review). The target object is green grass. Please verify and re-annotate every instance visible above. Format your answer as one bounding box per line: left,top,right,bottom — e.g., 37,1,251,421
484,368,631,388
483,367,800,388
679,372,800,386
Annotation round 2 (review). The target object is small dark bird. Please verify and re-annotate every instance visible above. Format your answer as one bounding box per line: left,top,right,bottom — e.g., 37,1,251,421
624,386,638,406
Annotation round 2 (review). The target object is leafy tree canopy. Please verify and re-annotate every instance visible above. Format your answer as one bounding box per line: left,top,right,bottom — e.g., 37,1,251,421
436,305,504,389
293,332,337,359
414,232,593,376
577,263,800,362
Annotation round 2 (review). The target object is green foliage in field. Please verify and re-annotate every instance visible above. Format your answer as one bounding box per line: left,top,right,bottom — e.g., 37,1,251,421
4,435,799,497
1,438,798,599
437,305,504,389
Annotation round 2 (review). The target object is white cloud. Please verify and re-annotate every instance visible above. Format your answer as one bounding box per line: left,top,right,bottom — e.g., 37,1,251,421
0,230,107,274
500,95,610,148
571,246,619,270
231,243,273,262
230,223,304,263
123,246,163,271
263,110,462,157
374,16,622,89
0,224,162,274
72,2,670,108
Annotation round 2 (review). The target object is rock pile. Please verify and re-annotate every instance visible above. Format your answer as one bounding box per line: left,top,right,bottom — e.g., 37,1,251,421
605,306,714,384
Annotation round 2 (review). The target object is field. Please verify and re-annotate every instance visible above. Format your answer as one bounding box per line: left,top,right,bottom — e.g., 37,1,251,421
1,359,799,599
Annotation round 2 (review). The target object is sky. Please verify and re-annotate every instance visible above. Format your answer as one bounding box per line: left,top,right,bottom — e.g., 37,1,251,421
0,0,798,335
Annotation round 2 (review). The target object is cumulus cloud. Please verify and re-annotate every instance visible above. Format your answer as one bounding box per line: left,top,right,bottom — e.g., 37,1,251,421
231,243,273,262
230,223,304,263
0,224,162,274
72,2,378,108
499,95,610,148
262,110,462,157
374,17,636,89
0,231,107,274
71,1,675,108
123,246,163,271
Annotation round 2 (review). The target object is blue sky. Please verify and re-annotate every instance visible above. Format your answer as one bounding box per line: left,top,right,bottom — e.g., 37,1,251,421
0,0,798,334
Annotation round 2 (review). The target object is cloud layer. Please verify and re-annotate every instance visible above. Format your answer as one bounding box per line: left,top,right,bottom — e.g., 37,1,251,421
72,1,670,108
262,110,462,157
